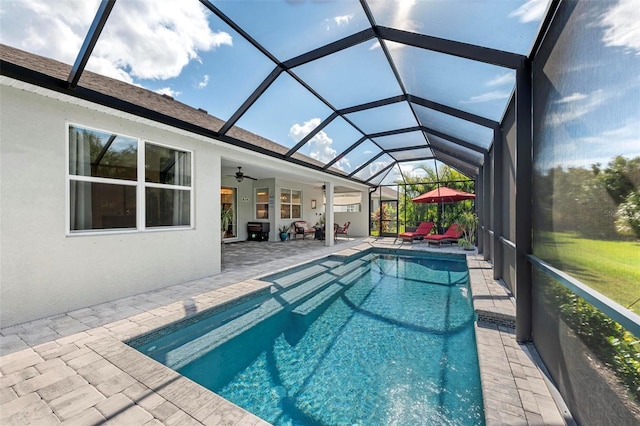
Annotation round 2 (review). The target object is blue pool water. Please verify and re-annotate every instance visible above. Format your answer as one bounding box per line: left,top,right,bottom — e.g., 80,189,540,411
132,251,484,425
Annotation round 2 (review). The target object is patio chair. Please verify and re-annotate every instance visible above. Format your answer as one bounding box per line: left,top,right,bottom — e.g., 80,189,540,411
292,221,316,239
334,222,350,240
398,221,434,243
424,223,463,246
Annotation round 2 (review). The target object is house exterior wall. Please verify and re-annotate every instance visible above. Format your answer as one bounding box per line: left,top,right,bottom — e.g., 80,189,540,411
334,210,367,237
275,179,321,239
0,84,221,327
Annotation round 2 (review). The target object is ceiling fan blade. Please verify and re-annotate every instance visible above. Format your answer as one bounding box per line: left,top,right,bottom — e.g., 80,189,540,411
244,175,258,180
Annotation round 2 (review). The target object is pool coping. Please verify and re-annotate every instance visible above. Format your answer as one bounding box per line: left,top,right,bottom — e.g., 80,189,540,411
0,240,569,425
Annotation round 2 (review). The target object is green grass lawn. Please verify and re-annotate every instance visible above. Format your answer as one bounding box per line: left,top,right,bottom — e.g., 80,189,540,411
535,232,640,315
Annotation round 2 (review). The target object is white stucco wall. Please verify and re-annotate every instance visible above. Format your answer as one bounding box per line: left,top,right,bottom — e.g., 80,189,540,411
334,209,368,237
1,78,371,327
0,84,222,327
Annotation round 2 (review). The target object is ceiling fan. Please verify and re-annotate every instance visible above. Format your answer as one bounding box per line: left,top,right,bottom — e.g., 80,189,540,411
229,166,257,182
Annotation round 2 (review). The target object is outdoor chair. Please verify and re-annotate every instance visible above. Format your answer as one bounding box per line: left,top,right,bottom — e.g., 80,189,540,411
424,223,463,246
292,221,316,239
398,221,434,243
334,222,350,240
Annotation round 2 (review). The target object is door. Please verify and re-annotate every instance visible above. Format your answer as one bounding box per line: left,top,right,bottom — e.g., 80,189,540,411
379,200,398,236
221,186,237,240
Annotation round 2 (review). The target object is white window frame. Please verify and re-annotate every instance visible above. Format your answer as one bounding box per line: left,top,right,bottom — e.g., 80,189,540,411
280,188,302,220
255,187,269,220
66,122,194,235
142,140,193,231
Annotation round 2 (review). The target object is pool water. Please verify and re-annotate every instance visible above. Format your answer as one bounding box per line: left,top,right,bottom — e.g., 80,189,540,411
132,252,484,425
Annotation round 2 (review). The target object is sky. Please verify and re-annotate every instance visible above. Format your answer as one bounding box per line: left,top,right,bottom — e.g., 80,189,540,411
533,0,640,171
1,0,637,180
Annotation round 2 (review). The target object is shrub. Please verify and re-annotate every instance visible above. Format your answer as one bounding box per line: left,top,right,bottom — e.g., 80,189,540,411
550,283,640,401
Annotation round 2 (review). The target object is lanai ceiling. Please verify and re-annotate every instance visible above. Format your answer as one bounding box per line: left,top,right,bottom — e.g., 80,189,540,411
0,0,552,186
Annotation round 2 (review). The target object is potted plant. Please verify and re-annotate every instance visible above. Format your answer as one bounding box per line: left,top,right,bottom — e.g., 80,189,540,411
278,224,290,242
457,211,478,250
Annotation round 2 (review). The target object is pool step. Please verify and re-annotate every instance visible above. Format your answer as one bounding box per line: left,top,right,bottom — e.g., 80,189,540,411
326,257,368,278
165,257,374,368
291,263,371,319
279,273,337,305
269,264,331,289
280,258,369,308
292,283,344,317
167,274,344,368
267,256,369,291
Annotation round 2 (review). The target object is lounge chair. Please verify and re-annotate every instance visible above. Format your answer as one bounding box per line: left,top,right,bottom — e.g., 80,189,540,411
398,221,434,243
424,223,463,246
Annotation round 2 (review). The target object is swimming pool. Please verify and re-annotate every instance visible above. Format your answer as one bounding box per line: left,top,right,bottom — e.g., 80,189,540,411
131,251,484,425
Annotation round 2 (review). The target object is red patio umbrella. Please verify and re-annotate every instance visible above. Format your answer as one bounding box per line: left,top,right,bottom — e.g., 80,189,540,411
411,187,475,232
412,186,475,203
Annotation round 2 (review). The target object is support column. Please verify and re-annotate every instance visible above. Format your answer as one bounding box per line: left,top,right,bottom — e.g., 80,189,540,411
477,174,483,254
515,59,533,342
483,153,492,260
492,126,503,281
325,182,334,247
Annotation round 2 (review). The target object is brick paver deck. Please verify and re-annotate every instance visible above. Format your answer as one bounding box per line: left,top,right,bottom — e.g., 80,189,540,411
1,237,570,425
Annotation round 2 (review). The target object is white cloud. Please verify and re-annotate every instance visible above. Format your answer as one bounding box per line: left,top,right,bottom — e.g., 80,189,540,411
334,14,353,26
509,0,548,23
544,123,640,169
155,87,181,98
554,92,588,104
460,90,511,104
547,90,606,126
97,1,232,81
289,118,321,143
0,0,233,83
486,73,514,87
600,0,640,55
601,119,640,139
289,119,351,169
368,160,391,176
0,0,99,65
307,131,337,163
197,75,209,89
399,163,425,178
322,14,353,32
400,163,430,178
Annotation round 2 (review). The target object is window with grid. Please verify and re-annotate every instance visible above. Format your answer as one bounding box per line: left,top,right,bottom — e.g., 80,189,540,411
68,124,192,233
280,188,301,219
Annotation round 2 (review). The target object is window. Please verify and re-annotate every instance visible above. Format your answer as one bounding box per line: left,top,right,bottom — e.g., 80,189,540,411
334,204,361,212
144,143,191,227
68,124,192,233
333,192,361,212
280,188,301,219
256,188,269,219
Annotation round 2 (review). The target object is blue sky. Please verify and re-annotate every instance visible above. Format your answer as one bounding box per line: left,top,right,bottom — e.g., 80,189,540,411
1,0,637,179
